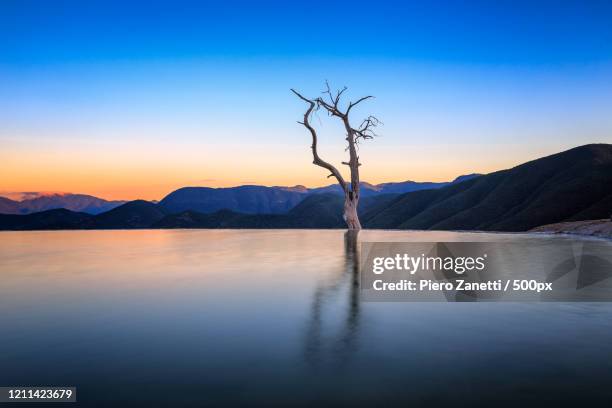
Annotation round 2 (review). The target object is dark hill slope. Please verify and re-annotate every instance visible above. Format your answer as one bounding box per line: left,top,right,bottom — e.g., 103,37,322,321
0,194,387,230
281,193,344,227
155,193,345,228
154,193,400,229
0,200,164,230
87,200,167,228
365,144,612,231
154,210,284,229
0,209,93,230
568,192,612,221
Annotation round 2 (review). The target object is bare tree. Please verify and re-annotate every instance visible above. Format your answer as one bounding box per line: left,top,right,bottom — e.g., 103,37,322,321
292,82,380,230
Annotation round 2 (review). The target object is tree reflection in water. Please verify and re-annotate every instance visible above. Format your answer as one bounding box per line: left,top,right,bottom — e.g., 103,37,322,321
304,230,361,369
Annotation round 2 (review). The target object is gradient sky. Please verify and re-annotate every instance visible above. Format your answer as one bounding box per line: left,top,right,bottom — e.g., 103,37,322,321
1,0,611,200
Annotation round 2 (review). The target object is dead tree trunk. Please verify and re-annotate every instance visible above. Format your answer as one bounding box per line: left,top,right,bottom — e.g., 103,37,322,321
292,83,379,230
343,193,361,230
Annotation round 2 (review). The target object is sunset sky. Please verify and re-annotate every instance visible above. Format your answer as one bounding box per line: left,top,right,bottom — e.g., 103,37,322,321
1,0,611,200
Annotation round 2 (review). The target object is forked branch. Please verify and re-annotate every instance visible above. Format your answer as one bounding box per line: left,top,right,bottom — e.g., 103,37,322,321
291,89,348,193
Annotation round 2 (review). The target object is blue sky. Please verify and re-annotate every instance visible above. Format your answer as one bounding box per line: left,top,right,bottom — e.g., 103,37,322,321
1,0,611,199
3,0,612,64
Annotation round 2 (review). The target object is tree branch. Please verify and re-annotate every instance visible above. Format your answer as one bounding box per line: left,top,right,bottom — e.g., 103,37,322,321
347,95,374,115
353,115,381,141
291,89,348,193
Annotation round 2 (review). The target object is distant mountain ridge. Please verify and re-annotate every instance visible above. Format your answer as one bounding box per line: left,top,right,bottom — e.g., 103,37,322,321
157,175,480,214
0,193,126,215
0,193,390,230
308,174,481,196
0,176,479,216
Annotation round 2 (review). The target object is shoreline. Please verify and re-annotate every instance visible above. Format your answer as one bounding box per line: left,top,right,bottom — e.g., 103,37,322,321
530,219,612,240
1,225,611,241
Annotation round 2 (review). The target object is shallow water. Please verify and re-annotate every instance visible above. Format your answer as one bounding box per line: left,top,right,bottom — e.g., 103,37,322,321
1,229,611,407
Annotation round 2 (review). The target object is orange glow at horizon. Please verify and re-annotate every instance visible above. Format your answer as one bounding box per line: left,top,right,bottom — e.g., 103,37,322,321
0,138,578,201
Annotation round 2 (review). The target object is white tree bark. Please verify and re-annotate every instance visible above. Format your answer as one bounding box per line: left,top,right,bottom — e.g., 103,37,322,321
343,195,361,230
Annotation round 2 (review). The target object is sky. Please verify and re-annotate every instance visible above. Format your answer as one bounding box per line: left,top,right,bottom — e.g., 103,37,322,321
1,0,611,200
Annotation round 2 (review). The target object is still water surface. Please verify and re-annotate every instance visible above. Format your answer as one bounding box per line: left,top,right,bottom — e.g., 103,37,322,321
1,230,612,406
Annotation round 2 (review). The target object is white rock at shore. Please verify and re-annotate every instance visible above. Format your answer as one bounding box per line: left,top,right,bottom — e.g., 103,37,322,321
531,219,612,239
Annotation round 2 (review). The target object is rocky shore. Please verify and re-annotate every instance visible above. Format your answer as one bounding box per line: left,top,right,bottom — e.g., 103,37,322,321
531,219,612,240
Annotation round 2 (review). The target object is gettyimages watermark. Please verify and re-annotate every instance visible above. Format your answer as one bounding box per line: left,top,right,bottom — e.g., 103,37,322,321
360,241,612,302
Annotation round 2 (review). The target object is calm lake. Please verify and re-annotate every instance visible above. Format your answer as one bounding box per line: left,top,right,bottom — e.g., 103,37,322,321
1,229,612,407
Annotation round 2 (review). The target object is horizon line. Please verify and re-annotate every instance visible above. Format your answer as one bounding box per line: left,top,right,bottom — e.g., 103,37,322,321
0,172,477,202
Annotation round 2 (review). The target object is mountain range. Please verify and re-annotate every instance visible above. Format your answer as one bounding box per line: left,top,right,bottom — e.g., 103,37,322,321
0,144,609,231
0,175,479,215
0,193,126,215
157,175,479,214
